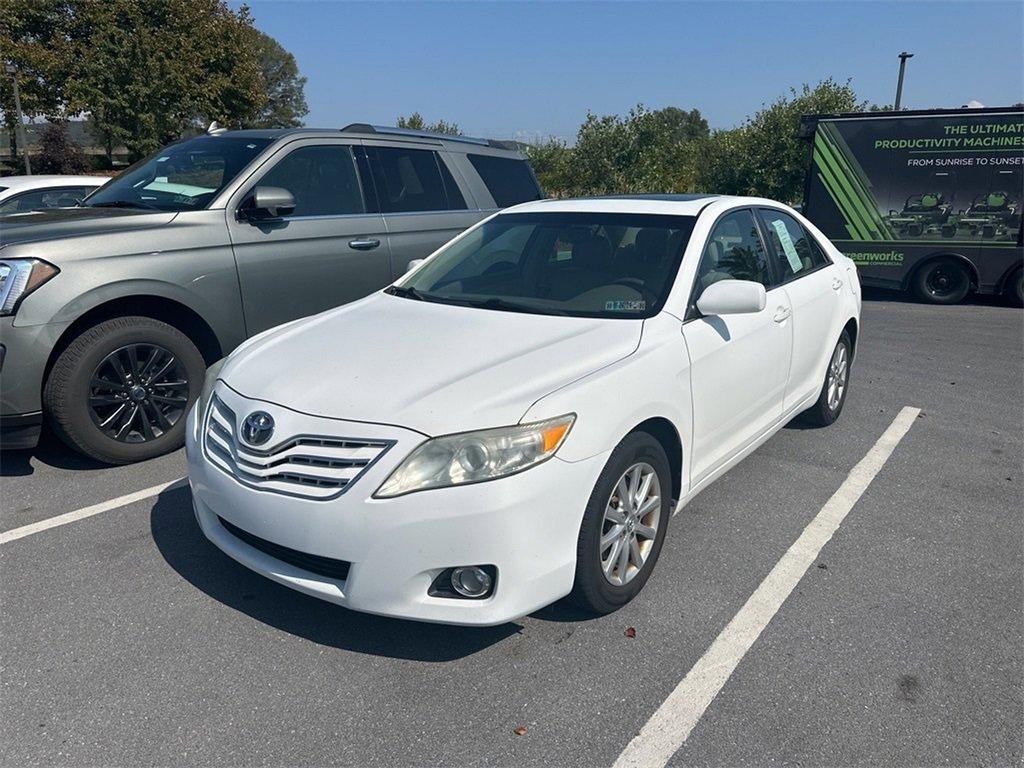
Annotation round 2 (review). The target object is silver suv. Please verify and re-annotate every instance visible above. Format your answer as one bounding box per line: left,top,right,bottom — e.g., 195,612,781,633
0,124,542,462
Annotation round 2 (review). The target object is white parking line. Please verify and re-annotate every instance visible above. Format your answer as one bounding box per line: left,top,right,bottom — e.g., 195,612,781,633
0,477,188,546
614,406,921,768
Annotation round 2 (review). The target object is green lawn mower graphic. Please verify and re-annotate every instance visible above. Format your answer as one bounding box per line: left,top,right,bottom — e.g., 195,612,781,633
884,172,955,238
941,170,1022,240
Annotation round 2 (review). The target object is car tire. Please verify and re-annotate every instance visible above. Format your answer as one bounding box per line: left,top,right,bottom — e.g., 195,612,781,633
800,330,852,428
569,431,672,615
912,258,971,304
44,316,205,464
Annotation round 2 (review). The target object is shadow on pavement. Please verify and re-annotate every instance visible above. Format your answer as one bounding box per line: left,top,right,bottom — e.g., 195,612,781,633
0,430,109,477
861,285,1017,308
150,486,520,661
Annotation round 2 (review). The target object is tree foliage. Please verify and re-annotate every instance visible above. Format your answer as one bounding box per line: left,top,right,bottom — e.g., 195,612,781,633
396,112,462,135
247,29,308,128
35,121,90,174
0,0,307,162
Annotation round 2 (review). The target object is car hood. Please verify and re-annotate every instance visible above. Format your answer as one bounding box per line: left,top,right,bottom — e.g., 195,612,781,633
0,206,178,248
221,292,643,436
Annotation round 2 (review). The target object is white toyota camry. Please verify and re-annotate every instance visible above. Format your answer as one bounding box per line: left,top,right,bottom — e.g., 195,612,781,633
186,195,861,626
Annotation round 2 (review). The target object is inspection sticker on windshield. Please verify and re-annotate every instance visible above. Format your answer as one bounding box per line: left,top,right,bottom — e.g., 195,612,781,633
771,219,803,273
605,300,646,312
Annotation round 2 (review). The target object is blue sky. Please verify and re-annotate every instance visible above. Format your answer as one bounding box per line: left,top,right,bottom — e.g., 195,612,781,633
239,1,1024,142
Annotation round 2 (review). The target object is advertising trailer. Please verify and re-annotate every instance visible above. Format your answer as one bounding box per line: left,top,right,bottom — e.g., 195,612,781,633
800,107,1023,304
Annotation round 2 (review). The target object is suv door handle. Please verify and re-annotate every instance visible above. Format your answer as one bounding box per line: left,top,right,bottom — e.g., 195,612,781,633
773,306,792,323
348,238,380,251
832,277,843,290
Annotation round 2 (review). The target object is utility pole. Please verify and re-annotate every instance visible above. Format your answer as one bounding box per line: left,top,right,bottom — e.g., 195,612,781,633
894,51,914,111
5,63,32,174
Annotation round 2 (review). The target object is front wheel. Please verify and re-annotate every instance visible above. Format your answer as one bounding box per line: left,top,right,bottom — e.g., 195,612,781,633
569,432,671,615
800,330,852,428
912,258,971,304
44,316,205,464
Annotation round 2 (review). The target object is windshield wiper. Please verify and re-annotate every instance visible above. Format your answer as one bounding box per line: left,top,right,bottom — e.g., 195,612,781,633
88,200,160,211
384,284,425,301
463,297,568,316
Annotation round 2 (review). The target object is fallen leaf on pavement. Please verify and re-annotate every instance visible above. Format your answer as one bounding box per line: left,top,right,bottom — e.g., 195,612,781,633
624,627,636,638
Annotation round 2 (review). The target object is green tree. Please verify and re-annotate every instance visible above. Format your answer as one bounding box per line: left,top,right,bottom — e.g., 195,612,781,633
396,112,462,135
697,79,867,202
247,29,308,128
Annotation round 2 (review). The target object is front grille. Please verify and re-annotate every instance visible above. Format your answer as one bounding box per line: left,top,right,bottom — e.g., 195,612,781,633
218,516,351,582
203,395,393,500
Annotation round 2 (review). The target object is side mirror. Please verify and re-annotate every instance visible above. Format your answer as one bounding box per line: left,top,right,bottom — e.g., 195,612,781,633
696,279,767,316
240,186,296,221
406,258,424,273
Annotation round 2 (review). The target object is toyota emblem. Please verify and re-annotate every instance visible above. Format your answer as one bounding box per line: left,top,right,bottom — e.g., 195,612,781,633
241,411,275,446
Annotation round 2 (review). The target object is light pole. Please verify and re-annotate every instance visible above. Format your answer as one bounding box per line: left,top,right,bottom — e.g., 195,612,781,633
5,63,32,174
894,51,914,111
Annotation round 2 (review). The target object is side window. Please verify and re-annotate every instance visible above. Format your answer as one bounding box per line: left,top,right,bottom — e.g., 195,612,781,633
0,187,90,213
256,145,365,217
759,209,830,281
467,154,543,207
693,209,770,299
365,146,467,213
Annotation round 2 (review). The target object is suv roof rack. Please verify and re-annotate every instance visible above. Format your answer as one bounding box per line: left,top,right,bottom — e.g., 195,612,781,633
340,123,497,148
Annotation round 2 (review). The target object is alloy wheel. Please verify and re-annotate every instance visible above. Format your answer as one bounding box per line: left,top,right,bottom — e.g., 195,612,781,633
87,343,189,443
600,462,662,586
827,342,848,412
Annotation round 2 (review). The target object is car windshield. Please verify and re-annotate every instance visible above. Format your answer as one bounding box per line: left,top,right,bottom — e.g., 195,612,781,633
84,136,272,212
394,212,697,319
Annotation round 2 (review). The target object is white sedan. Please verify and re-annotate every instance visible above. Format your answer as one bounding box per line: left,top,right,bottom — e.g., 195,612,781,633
186,195,861,625
0,175,105,215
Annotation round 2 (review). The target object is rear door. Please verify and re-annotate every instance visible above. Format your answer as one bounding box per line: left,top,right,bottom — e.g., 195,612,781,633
362,142,483,276
682,208,793,483
226,139,390,335
757,207,845,410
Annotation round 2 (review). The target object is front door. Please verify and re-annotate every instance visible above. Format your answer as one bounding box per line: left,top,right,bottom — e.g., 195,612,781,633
226,141,391,336
682,208,794,483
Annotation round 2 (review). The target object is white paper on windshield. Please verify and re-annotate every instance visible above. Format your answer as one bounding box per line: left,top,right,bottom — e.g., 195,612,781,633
771,219,803,273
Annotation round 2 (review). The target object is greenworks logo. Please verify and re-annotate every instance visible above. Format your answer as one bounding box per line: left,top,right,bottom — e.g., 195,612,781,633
845,250,904,266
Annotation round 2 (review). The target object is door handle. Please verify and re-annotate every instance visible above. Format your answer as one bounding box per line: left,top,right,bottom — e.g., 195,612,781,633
773,306,792,323
348,238,381,251
832,277,843,290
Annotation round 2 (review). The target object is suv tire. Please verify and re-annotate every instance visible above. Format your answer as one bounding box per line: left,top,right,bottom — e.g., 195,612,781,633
569,431,671,615
44,316,204,464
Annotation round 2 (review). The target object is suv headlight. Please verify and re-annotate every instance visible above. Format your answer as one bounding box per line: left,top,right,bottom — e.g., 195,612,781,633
0,259,60,316
375,414,575,498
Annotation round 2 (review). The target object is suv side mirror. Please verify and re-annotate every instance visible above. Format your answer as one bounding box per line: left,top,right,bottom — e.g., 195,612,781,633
240,186,296,221
696,279,767,316
406,259,424,273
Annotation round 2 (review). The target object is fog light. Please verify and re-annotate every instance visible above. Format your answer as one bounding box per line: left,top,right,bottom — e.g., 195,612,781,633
450,566,492,598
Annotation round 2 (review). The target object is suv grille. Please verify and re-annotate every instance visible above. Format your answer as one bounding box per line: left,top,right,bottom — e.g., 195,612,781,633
218,516,351,581
203,395,393,500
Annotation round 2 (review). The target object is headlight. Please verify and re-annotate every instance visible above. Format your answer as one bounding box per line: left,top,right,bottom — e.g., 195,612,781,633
375,414,575,498
0,259,60,315
195,358,226,421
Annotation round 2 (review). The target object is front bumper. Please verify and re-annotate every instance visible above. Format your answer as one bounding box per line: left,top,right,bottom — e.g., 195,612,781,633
186,384,608,626
0,317,68,441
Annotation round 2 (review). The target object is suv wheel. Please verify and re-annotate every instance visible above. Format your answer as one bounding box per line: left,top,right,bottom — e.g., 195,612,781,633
569,432,671,615
44,316,205,464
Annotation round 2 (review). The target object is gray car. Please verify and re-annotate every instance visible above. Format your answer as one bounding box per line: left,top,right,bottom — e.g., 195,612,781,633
0,124,542,462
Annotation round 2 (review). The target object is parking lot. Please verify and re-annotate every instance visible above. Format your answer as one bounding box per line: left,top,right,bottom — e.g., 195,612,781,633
1,291,1021,767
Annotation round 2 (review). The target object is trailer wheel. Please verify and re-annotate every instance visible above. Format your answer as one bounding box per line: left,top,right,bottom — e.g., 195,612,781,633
912,258,971,305
1006,268,1023,307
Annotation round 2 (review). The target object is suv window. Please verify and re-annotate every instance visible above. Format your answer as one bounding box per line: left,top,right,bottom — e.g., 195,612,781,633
257,145,365,217
693,209,770,300
759,209,830,281
366,146,466,213
467,154,543,207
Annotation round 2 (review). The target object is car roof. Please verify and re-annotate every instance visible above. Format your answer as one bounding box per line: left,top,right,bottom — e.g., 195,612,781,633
204,126,525,153
0,175,105,190
501,194,795,217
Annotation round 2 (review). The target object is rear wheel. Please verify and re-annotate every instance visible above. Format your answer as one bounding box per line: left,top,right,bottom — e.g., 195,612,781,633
912,258,971,304
569,432,671,615
44,316,205,464
1005,268,1023,307
800,330,851,428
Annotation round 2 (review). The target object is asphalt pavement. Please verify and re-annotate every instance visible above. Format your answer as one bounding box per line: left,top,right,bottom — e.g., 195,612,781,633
1,290,1021,767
